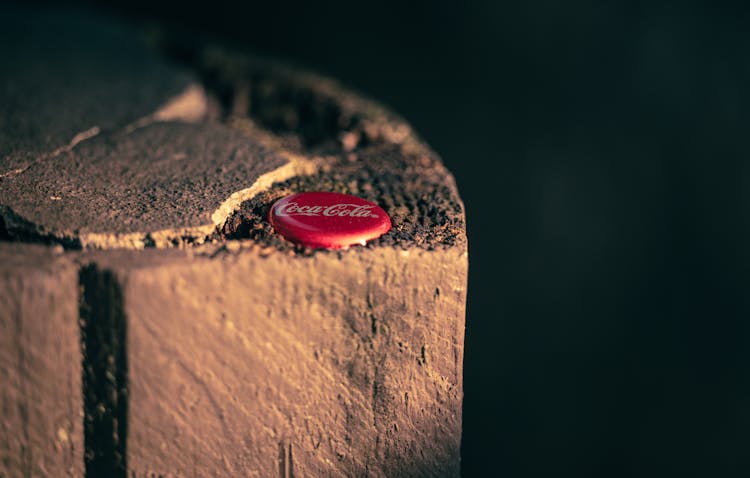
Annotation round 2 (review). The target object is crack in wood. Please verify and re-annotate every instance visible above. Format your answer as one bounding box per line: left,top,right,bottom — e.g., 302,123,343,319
79,265,128,477
278,441,295,478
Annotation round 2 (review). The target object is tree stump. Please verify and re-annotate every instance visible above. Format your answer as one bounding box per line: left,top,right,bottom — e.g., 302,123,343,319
0,5,467,477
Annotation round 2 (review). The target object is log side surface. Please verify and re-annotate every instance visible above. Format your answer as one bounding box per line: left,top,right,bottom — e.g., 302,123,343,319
0,244,83,477
86,245,466,477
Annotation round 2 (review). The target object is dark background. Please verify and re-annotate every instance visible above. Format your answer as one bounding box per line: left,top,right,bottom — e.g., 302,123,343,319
72,0,750,476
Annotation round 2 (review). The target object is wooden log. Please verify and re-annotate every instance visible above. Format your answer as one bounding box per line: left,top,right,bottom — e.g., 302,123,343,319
0,4,467,476
0,244,83,477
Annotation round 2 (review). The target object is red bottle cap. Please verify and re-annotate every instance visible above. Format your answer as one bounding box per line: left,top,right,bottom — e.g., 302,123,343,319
269,192,392,249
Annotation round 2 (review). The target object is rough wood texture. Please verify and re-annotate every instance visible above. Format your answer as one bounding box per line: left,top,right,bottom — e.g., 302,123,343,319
0,244,82,477
1,122,294,249
0,4,199,175
83,245,466,477
0,5,467,477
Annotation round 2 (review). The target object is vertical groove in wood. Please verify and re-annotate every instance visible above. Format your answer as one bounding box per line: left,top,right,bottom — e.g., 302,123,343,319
79,265,128,477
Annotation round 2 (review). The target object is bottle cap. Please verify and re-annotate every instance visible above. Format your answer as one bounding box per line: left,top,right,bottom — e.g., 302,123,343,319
269,192,392,249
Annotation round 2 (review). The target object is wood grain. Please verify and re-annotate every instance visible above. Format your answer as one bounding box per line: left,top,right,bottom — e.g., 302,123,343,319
87,245,466,477
0,244,82,477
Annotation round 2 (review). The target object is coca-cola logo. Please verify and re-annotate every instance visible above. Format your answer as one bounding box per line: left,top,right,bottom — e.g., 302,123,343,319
269,192,391,249
275,201,379,218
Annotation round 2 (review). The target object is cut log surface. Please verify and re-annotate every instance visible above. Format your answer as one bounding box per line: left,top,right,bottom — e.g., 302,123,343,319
1,122,292,249
0,4,467,477
0,5,198,175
